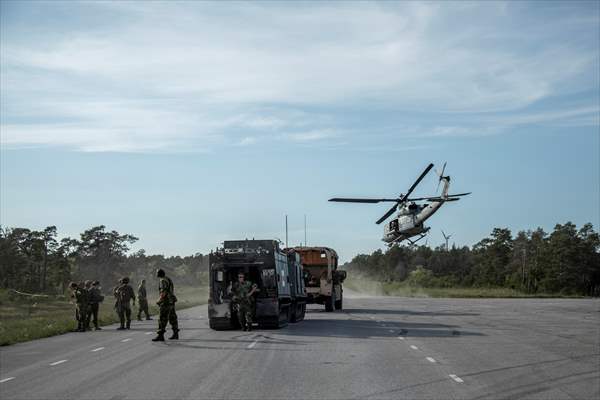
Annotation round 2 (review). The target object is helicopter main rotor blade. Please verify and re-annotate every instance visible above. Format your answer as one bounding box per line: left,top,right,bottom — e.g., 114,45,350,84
447,192,471,197
405,192,471,202
376,203,399,225
429,197,460,202
375,163,434,225
328,198,399,203
400,163,434,202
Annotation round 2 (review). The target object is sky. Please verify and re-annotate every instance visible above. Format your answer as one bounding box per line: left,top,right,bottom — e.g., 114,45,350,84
1,1,599,262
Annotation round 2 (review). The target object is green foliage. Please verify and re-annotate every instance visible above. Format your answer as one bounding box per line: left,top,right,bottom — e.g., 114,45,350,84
0,286,207,346
344,222,600,296
0,225,209,295
406,266,435,287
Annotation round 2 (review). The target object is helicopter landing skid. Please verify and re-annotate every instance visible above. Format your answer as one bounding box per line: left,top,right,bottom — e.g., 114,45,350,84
387,228,430,247
406,232,429,246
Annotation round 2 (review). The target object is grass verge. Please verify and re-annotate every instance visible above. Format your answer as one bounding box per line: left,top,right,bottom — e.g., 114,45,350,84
0,286,208,346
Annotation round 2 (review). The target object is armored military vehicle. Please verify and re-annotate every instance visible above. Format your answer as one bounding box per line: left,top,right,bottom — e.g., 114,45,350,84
208,239,307,330
292,247,346,312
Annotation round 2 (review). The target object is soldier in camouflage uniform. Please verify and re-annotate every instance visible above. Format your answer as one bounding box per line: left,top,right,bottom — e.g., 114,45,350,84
152,269,178,342
113,277,136,330
87,280,104,330
83,280,93,330
231,272,258,331
69,282,89,332
137,279,152,321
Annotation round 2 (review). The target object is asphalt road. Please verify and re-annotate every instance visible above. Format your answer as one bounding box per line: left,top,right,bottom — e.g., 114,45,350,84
1,295,598,399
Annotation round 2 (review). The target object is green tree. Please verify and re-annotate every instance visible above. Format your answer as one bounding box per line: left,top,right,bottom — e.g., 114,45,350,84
75,225,138,285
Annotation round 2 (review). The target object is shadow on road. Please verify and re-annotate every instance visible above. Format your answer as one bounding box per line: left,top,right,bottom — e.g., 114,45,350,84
164,334,312,351
340,308,480,317
277,318,484,339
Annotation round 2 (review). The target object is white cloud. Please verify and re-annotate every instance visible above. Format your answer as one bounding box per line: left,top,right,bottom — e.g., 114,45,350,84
284,129,340,143
1,2,598,151
237,136,258,147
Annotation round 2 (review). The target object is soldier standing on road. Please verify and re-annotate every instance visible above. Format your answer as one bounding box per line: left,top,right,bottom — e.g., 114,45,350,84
69,282,89,332
231,272,258,332
113,277,135,330
152,269,179,342
137,279,152,321
83,280,93,330
88,280,104,330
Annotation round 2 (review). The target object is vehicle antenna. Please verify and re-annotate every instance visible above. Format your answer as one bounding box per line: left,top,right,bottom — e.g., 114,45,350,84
285,215,288,248
304,214,307,247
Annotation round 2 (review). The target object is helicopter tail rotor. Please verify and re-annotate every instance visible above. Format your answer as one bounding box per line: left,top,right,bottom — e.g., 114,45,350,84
435,162,447,193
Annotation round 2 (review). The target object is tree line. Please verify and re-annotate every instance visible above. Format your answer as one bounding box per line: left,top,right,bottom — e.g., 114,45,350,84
2,221,598,296
343,222,600,296
0,225,208,294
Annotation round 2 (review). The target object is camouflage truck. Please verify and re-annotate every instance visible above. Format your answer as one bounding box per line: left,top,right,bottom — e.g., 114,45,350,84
292,247,346,312
208,239,306,330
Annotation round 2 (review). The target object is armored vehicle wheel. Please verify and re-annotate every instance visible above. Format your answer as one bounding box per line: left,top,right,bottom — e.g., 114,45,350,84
209,318,234,330
325,294,335,312
335,292,343,310
290,301,298,323
278,305,290,328
258,317,278,329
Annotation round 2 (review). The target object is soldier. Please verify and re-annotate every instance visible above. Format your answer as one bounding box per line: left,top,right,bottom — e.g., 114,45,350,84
113,277,136,330
83,280,93,330
87,280,104,330
137,279,152,321
152,269,178,342
69,282,89,332
231,272,258,331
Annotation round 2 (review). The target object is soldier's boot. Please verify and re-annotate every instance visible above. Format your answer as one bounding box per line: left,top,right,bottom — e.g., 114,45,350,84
168,330,179,340
152,332,165,342
126,320,131,329
117,322,126,330
94,325,102,331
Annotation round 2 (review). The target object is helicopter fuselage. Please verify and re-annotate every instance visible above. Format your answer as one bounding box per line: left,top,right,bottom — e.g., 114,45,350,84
382,176,450,244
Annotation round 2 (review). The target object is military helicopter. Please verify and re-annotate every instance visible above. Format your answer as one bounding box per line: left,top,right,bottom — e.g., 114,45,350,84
329,163,470,245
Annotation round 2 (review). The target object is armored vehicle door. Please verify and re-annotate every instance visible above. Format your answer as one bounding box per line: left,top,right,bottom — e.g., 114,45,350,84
275,251,291,298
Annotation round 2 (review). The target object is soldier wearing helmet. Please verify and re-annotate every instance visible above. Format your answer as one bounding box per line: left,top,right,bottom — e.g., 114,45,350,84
87,280,104,330
137,279,152,321
113,277,136,330
152,269,179,342
69,281,89,332
231,272,259,331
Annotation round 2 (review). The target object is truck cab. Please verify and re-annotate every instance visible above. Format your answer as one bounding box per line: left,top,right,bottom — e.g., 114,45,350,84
292,247,346,312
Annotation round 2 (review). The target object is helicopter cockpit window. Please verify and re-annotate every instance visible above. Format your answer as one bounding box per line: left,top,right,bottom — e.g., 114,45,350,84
216,271,223,282
390,220,399,231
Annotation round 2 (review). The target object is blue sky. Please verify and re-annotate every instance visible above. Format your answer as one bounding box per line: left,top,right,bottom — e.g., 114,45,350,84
1,1,598,262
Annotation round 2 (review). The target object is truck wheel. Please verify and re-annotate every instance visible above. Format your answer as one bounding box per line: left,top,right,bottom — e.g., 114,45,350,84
299,303,306,321
335,292,343,310
325,294,334,312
